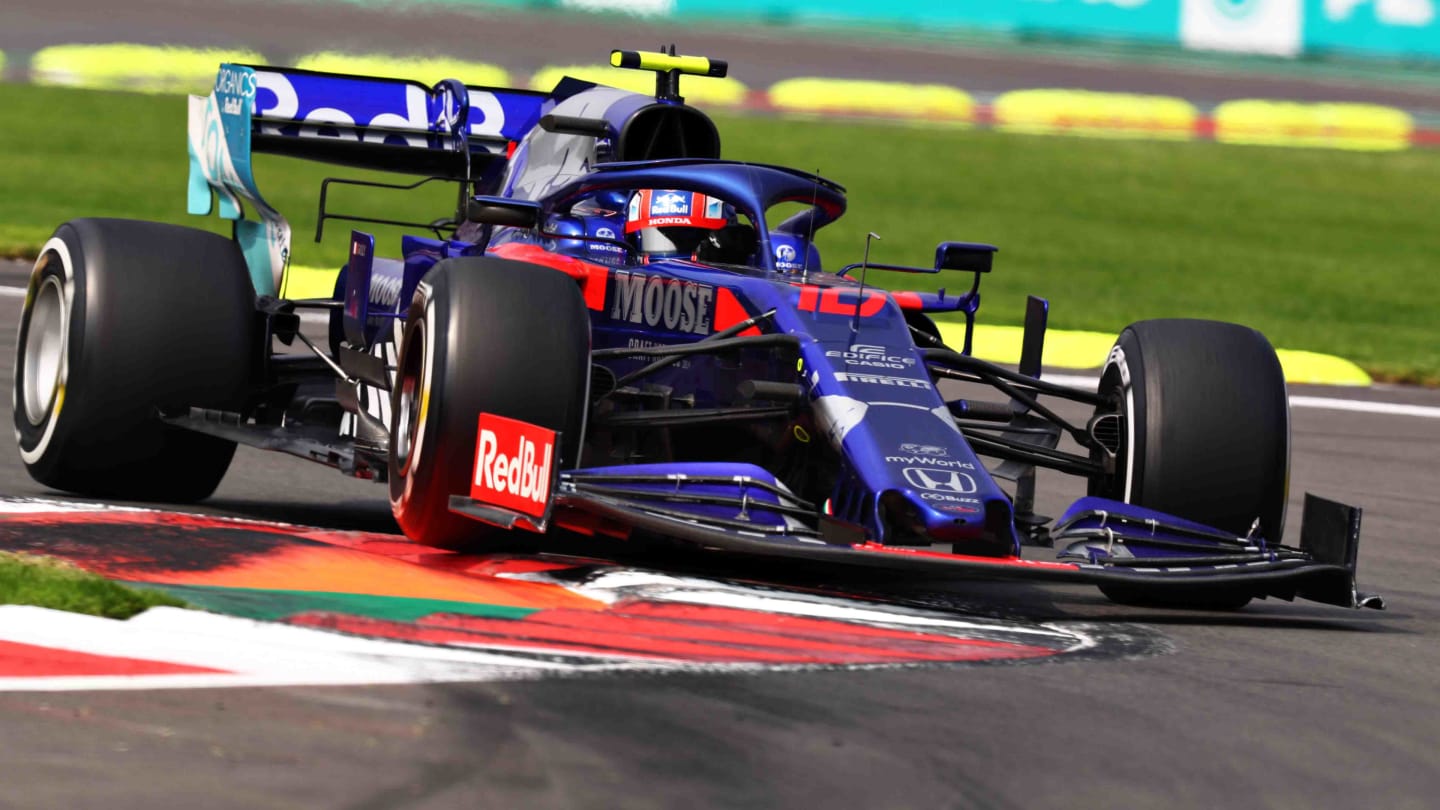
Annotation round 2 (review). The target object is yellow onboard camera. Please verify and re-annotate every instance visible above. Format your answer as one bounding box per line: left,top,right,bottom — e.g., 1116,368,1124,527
610,47,728,102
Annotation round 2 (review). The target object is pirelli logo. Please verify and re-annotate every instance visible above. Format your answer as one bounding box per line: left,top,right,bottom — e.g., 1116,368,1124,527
834,372,929,388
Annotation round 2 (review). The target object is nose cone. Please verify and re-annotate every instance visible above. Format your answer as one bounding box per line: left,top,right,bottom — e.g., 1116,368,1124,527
879,490,1019,557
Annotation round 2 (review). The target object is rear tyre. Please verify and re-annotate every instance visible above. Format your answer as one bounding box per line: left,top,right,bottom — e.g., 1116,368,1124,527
13,219,255,501
388,257,590,550
1089,319,1290,610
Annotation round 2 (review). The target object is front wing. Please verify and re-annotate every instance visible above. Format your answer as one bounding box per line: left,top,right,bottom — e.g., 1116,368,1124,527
452,464,1384,611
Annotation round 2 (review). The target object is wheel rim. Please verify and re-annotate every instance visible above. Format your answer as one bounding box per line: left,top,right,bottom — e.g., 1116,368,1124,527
22,274,67,426
394,320,426,474
1086,355,1131,502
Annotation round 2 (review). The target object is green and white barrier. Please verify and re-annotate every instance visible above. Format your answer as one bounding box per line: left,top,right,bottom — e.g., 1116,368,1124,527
294,52,509,87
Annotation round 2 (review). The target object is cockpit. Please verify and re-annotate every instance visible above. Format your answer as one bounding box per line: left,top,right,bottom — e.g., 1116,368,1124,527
527,159,847,276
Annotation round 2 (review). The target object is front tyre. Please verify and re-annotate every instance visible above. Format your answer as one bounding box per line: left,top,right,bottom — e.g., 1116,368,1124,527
1089,319,1290,609
13,219,255,501
388,257,590,550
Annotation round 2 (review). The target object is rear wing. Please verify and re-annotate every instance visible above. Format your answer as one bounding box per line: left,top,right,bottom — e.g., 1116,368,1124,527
186,63,547,296
244,64,547,174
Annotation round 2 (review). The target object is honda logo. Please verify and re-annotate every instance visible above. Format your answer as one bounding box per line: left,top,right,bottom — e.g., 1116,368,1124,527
902,467,977,493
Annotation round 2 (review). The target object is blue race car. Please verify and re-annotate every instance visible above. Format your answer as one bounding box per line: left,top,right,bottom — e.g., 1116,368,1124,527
13,49,1382,611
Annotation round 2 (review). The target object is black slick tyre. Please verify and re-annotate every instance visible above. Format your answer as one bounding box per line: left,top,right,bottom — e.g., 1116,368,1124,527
388,257,590,550
1090,319,1290,609
13,219,255,501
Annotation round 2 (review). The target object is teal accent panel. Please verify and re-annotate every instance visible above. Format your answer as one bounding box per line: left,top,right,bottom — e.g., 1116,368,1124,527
185,142,214,217
185,64,290,296
235,220,276,293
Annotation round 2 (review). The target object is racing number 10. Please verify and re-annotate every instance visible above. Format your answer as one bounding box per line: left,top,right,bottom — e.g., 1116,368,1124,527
796,285,887,318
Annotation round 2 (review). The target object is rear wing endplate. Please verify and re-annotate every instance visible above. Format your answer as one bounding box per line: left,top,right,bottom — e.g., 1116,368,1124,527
186,63,547,296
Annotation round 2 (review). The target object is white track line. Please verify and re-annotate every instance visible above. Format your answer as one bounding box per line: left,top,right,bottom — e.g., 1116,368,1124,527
1042,373,1440,420
1288,396,1440,420
0,605,591,691
2,287,1433,419
1039,373,1107,389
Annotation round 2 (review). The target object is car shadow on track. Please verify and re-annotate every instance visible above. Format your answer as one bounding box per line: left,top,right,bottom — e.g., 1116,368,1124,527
203,496,400,534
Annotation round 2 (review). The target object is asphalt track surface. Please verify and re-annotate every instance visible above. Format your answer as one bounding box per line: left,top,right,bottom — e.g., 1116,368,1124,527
3,0,1439,113
1,7,1439,808
1,248,1439,810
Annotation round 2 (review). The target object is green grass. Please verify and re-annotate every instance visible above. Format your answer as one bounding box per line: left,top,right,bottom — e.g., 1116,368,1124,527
739,120,1440,383
0,84,456,265
1,83,1436,381
0,551,188,619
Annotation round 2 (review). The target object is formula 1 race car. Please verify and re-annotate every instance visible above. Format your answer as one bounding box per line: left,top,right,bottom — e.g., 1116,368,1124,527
13,49,1382,610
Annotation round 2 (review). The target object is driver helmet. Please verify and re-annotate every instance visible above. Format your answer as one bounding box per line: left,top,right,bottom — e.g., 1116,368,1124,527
626,189,732,258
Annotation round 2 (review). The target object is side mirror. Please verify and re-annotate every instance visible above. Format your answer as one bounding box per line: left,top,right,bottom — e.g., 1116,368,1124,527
935,241,998,273
467,196,541,229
